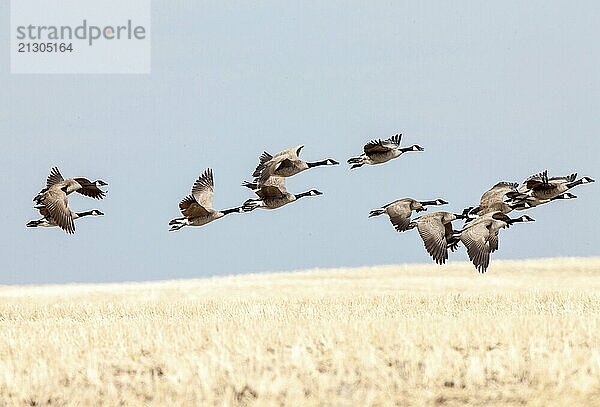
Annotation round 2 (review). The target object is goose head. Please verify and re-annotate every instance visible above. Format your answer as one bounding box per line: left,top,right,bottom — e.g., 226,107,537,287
435,199,448,205
325,159,339,165
512,215,535,223
555,192,577,200
308,189,323,196
580,176,595,184
90,210,104,216
94,180,108,187
411,145,425,152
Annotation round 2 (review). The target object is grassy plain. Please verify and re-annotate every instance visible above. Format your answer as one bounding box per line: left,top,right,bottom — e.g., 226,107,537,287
1,258,599,406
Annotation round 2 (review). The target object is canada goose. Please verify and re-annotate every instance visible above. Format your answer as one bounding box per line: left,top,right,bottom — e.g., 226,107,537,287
241,176,322,212
169,169,243,231
347,134,424,169
32,167,107,233
369,198,448,232
33,167,108,205
407,211,468,265
458,212,535,273
509,192,577,210
507,170,594,204
27,207,104,228
32,168,107,234
252,145,338,185
469,182,521,216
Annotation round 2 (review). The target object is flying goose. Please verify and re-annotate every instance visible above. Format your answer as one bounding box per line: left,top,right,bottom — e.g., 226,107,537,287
369,198,449,232
507,170,594,206
169,169,243,231
509,192,577,210
33,167,108,205
347,134,424,169
469,182,523,216
241,176,322,212
27,207,104,228
407,211,468,265
252,145,338,185
32,168,108,234
458,211,535,273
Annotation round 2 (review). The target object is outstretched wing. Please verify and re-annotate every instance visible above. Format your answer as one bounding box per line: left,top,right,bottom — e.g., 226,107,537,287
42,189,75,234
460,220,492,273
252,151,273,178
416,216,448,265
179,195,210,217
386,200,413,232
480,182,518,207
191,169,214,210
363,134,402,154
256,176,287,199
73,178,107,200
46,167,64,188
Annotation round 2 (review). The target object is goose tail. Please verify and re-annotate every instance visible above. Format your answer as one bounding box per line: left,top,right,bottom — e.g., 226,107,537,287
168,217,188,231
242,199,262,212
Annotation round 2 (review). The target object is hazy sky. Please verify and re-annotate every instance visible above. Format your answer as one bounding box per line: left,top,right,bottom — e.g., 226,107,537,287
2,1,599,284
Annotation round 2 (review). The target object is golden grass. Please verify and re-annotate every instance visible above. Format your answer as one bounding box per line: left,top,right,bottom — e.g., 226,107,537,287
1,258,599,406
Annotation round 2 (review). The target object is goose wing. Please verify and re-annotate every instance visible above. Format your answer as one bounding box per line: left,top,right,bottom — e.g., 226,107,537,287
41,189,75,234
179,195,210,217
385,200,413,232
416,215,448,264
73,178,107,199
363,134,402,154
460,219,493,273
252,151,273,178
191,169,215,210
257,176,287,198
46,167,64,188
480,182,518,207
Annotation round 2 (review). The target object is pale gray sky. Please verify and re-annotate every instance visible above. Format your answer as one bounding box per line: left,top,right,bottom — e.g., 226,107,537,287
1,1,598,284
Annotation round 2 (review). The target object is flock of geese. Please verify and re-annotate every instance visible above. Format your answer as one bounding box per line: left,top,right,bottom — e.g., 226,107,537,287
27,134,594,273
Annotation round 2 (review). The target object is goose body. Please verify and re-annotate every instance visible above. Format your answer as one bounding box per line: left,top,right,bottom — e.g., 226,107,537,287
27,207,104,228
241,176,322,211
347,134,424,169
32,167,108,234
369,198,448,232
458,212,535,273
253,145,338,185
408,211,467,265
169,169,242,231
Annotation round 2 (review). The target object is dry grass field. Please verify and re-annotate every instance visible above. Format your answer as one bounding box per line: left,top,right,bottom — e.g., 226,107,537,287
1,258,599,406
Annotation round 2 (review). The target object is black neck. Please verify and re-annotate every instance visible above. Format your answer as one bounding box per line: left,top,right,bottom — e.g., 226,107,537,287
566,179,585,189
420,200,439,206
399,146,417,153
295,191,312,199
307,159,331,168
76,211,95,217
222,207,241,215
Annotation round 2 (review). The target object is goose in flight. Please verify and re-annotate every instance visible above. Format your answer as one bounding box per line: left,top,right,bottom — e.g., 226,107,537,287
469,182,524,216
33,167,108,205
347,134,424,169
241,176,322,212
169,169,243,231
369,198,448,232
27,207,104,229
458,211,535,273
32,167,108,233
506,170,593,208
407,211,468,265
252,145,338,186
